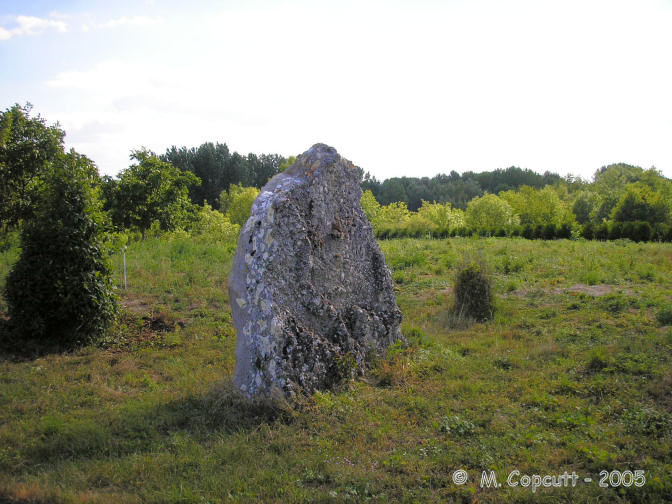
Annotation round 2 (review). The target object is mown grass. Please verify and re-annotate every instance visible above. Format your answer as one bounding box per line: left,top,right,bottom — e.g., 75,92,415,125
1,237,672,503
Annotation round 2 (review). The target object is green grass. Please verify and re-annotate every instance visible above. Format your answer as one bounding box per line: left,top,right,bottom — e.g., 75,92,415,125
1,236,672,503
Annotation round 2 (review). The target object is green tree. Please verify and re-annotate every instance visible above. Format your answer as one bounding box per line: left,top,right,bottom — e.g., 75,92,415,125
371,202,412,237
417,200,465,234
611,183,670,224
500,186,572,227
571,191,599,225
3,150,117,346
108,149,200,237
0,103,65,227
465,193,517,230
589,163,657,222
220,184,260,226
360,189,381,224
279,156,297,172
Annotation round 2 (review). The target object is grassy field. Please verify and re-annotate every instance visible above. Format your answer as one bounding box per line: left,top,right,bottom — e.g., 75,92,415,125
1,236,672,503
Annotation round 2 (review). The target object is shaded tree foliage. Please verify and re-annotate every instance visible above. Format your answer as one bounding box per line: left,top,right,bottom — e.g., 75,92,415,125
162,142,286,207
104,149,200,237
611,183,670,224
0,103,65,227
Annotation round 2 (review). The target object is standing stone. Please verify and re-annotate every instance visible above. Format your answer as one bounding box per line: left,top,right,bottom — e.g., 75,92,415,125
229,144,402,398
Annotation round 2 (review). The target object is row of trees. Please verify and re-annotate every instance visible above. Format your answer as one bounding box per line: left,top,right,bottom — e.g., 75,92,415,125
360,164,672,241
361,167,563,211
161,143,285,207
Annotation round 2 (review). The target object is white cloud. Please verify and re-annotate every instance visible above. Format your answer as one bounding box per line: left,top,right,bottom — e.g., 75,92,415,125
81,15,164,32
0,15,67,40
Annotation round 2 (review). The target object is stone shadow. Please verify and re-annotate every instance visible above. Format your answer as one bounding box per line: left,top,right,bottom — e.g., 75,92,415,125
19,379,293,468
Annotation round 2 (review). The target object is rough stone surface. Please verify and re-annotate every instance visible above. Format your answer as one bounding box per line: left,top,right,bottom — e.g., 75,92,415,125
229,144,402,398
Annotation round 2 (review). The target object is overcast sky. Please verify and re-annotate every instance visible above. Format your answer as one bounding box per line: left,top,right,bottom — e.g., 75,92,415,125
1,0,671,181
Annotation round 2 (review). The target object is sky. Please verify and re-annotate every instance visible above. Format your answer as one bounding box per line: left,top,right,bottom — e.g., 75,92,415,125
1,0,671,181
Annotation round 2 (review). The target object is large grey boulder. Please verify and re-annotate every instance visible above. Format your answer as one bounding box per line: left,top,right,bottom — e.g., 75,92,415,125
229,144,402,398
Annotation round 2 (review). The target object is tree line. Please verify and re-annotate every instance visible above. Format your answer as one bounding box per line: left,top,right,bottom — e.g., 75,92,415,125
362,167,563,211
362,164,672,241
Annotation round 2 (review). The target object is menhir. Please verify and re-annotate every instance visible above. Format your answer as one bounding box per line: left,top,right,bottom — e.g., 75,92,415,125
229,143,402,398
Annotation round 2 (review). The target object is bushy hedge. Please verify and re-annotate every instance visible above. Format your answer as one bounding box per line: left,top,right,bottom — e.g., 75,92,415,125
581,221,664,242
373,220,671,242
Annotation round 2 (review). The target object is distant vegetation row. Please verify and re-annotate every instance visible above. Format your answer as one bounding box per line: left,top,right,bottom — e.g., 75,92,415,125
361,174,672,242
373,219,670,243
3,103,672,247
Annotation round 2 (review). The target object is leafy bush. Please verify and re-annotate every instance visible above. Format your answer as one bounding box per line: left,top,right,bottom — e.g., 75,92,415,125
453,261,494,321
416,200,465,236
608,221,623,241
465,193,517,231
652,223,671,242
657,308,672,326
556,222,573,239
581,222,595,240
522,224,535,240
189,202,240,242
594,223,609,240
631,221,652,242
372,202,412,238
220,183,260,226
3,152,118,347
541,223,556,240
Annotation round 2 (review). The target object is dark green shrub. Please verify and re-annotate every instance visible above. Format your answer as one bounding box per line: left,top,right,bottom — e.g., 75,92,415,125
608,221,623,240
652,223,670,242
454,262,494,321
631,221,652,242
657,308,672,326
594,223,609,240
522,224,534,240
0,230,19,252
556,222,572,239
542,223,556,240
581,222,594,240
3,152,118,347
666,225,672,242
620,221,634,241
